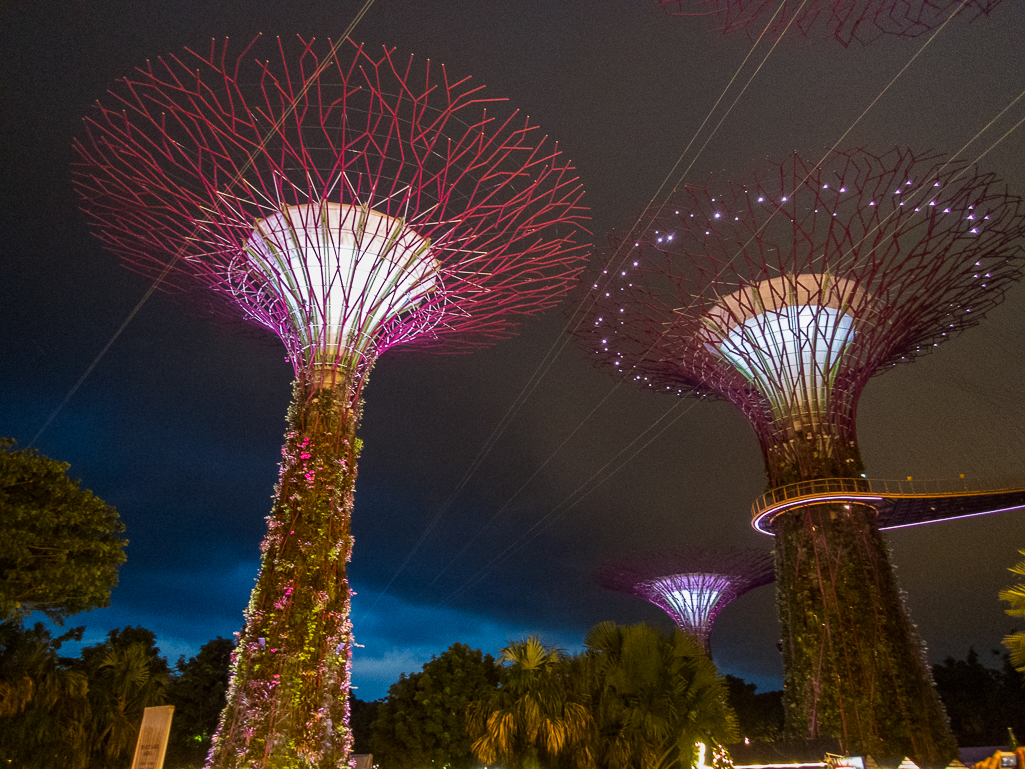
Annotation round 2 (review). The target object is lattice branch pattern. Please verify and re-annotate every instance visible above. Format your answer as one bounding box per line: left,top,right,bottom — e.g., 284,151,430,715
73,36,589,378
596,546,774,650
657,0,1004,46
579,147,1025,483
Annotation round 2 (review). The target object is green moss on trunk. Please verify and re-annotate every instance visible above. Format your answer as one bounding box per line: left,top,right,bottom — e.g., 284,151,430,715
762,421,862,488
775,502,956,764
209,377,361,768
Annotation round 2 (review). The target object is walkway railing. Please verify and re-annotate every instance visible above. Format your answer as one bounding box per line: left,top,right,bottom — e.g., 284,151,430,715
752,476,1012,521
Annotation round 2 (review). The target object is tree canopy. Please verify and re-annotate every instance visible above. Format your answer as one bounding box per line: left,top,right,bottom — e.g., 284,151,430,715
0,439,127,624
469,624,738,769
584,622,737,769
723,675,783,742
74,626,171,766
0,621,89,767
0,623,169,768
932,648,1025,747
164,637,234,767
468,637,593,769
0,621,744,769
371,642,501,769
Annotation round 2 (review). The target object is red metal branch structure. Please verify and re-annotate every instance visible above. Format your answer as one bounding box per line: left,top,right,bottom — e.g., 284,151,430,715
596,546,774,654
658,0,1004,46
73,36,588,768
578,147,1025,762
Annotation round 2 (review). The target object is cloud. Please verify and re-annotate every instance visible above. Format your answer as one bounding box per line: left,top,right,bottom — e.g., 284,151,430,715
350,585,583,700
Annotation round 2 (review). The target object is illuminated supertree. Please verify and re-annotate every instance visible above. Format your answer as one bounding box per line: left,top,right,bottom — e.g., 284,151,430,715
73,37,587,768
658,0,1004,46
579,147,1025,762
596,546,774,654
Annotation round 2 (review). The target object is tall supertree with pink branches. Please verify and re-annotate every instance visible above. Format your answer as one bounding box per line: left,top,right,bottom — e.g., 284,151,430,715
579,147,1025,762
596,546,774,654
658,0,1004,46
72,36,588,768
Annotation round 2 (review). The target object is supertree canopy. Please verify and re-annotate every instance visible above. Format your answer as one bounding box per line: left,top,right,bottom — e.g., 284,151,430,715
658,0,1004,46
596,546,774,654
579,147,1025,763
73,36,588,768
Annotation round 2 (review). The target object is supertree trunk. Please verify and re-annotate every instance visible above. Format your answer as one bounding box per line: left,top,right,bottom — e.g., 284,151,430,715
758,401,955,760
772,443,955,763
209,375,361,768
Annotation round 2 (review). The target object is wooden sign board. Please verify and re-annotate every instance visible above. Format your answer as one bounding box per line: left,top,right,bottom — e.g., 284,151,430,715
130,705,175,769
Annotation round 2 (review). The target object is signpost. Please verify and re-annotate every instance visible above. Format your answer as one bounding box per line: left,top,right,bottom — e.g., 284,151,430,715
130,705,174,769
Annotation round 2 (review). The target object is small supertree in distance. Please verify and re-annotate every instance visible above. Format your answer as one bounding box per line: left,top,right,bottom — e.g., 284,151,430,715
73,36,588,768
596,546,774,655
578,147,1025,763
657,0,1005,46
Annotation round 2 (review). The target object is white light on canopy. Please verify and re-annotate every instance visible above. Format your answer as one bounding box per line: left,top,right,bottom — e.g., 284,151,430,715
244,202,439,366
645,573,733,633
719,304,854,419
701,274,871,426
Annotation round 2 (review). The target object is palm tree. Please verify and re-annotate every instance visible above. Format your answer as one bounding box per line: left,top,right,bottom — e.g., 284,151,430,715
1001,549,1025,672
77,630,170,767
89,643,168,760
584,622,737,769
469,637,594,769
0,622,89,768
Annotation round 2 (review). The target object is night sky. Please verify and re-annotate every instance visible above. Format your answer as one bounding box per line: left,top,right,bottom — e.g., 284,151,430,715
3,0,1025,701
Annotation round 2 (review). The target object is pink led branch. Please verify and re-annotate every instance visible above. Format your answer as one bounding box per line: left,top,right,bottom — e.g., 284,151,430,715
73,35,589,380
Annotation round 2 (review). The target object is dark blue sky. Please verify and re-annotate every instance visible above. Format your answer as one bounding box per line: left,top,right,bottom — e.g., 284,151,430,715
3,0,1025,700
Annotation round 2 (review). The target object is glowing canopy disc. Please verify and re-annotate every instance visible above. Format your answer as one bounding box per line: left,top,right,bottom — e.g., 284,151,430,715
643,572,733,637
718,304,855,424
243,203,439,370
701,274,871,430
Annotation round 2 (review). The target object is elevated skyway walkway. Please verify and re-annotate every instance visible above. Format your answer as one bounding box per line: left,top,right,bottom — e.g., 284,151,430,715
751,476,1025,534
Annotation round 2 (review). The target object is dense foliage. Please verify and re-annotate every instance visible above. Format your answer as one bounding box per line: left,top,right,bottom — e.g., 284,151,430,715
164,637,234,768
0,624,235,769
1001,549,1025,674
584,622,737,769
468,624,738,769
0,439,127,624
0,621,88,766
351,694,383,755
76,627,171,765
5,616,1022,769
370,643,501,769
0,623,168,768
932,648,1025,748
469,636,593,769
723,675,784,742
